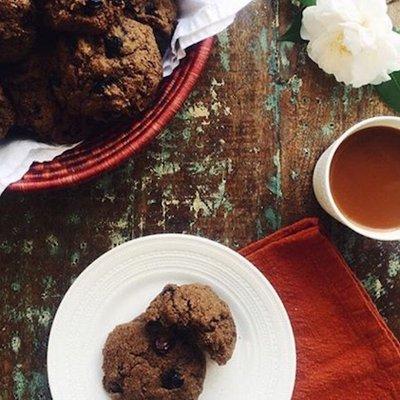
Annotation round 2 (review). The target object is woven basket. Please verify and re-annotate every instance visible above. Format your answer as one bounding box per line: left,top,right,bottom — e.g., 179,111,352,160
9,38,214,192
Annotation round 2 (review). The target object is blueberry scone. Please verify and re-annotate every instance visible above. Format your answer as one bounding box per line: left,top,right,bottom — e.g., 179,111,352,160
103,315,206,400
53,16,163,124
146,284,237,365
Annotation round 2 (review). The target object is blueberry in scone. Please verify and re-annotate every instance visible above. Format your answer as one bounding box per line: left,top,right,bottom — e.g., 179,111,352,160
43,0,124,34
103,315,206,400
124,0,178,52
0,85,16,139
0,0,37,63
145,284,237,365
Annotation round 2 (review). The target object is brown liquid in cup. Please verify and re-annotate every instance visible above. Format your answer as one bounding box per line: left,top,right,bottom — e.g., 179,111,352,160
330,126,400,230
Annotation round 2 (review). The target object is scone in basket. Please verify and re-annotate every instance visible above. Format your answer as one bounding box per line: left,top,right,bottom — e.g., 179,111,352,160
9,38,214,192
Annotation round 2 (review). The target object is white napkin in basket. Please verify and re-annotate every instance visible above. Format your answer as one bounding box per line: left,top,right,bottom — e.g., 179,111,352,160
0,0,253,195
164,0,253,76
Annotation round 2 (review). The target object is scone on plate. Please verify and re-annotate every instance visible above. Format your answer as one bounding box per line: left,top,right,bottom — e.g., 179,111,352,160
145,284,237,365
103,315,206,400
103,283,237,400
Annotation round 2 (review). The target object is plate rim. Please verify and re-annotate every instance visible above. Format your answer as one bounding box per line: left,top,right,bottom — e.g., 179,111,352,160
47,234,297,399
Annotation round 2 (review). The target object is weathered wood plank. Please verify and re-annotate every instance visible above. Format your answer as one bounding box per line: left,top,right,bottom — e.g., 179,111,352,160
0,0,398,398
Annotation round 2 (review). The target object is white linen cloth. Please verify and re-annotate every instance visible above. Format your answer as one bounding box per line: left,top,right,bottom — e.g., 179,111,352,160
163,0,253,76
0,0,253,195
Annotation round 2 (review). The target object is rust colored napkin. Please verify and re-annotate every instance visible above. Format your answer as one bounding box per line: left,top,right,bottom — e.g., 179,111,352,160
240,218,400,399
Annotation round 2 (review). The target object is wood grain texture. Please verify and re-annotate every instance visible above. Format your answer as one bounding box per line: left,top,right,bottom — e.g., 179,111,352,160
0,0,399,398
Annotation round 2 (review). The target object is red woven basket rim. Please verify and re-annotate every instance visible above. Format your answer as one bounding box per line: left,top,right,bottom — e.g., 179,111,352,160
9,37,215,192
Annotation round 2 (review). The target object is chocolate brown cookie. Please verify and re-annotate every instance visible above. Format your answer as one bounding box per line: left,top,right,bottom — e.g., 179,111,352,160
103,315,206,400
53,16,163,124
44,0,123,34
0,86,16,139
1,53,87,143
146,284,237,365
1,54,58,141
124,0,178,52
0,0,37,63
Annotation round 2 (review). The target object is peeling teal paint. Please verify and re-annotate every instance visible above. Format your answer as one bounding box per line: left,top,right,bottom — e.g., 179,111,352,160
255,218,264,239
188,158,232,176
259,27,268,53
109,231,129,248
321,122,335,137
12,367,47,400
265,207,282,231
188,161,207,175
267,150,282,198
363,274,386,299
264,93,277,112
0,240,12,254
11,334,21,354
11,282,21,292
218,31,230,71
7,306,53,329
42,276,56,300
46,234,59,256
70,251,80,266
290,169,299,181
250,27,269,62
182,127,191,142
267,39,279,76
211,181,233,214
288,75,303,103
13,365,27,400
267,175,282,197
210,78,231,116
153,161,181,178
177,102,210,122
279,42,294,70
30,307,52,328
21,240,33,255
388,253,400,278
191,181,233,218
28,372,47,398
342,85,351,112
303,147,311,158
67,213,81,225
264,82,285,126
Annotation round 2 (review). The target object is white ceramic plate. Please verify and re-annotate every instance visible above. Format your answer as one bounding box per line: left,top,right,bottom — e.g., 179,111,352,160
47,234,296,400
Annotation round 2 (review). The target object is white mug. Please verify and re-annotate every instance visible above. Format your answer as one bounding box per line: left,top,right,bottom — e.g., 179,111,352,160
313,116,400,241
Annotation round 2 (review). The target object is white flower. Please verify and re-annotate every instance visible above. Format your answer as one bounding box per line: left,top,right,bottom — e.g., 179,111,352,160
300,0,400,88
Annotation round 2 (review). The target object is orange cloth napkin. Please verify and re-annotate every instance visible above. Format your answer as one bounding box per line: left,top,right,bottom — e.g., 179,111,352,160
240,218,400,399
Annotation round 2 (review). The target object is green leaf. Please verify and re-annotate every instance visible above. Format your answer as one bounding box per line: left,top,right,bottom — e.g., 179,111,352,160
376,71,400,112
280,0,316,43
300,0,316,6
280,12,305,43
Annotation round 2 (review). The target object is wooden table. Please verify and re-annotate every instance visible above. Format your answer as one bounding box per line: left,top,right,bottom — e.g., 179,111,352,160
0,0,399,398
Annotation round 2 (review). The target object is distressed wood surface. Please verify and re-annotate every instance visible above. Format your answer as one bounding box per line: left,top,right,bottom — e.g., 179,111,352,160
0,0,399,398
